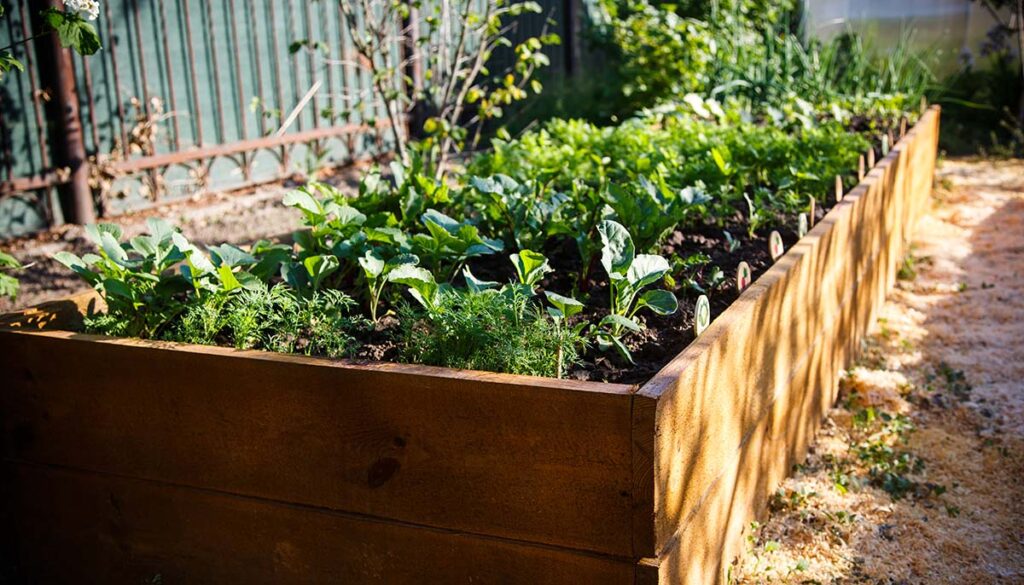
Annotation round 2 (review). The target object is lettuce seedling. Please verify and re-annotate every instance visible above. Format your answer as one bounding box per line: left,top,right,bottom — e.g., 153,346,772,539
412,209,503,280
54,219,192,337
468,174,570,250
358,250,420,322
603,172,710,252
593,220,679,363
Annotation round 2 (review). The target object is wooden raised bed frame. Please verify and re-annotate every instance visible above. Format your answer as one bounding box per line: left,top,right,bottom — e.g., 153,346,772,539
0,108,940,584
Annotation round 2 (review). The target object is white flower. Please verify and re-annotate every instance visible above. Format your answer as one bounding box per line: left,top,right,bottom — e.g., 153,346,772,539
63,0,100,21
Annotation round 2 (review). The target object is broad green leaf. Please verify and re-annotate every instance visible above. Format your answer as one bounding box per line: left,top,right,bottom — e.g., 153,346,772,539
358,250,386,278
101,278,134,300
421,208,461,233
216,264,242,292
84,223,123,247
387,263,434,285
598,220,634,276
129,236,157,258
462,266,499,293
544,291,583,319
385,254,419,270
330,204,367,228
627,254,671,288
41,9,101,55
601,313,642,333
209,244,257,268
388,264,440,311
146,217,176,242
283,189,322,217
636,289,679,315
510,249,550,287
100,232,129,265
303,255,340,290
53,251,86,271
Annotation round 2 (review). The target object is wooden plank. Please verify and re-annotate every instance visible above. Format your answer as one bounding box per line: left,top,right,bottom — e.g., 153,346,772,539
0,290,100,330
0,462,637,584
0,328,639,557
641,108,940,583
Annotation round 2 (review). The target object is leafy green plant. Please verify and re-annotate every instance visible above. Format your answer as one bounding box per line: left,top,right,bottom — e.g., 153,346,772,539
53,220,193,337
0,250,23,300
467,174,571,250
358,250,419,322
603,174,710,251
412,209,504,280
510,249,551,289
593,220,678,362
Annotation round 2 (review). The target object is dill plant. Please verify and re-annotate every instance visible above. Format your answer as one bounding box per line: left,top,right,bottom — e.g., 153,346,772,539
165,285,368,359
399,287,586,378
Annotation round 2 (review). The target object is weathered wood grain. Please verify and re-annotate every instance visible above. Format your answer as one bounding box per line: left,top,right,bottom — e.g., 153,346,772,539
1,462,640,584
0,327,643,558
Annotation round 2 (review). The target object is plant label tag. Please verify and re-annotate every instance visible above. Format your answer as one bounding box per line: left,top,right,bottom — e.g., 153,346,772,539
858,155,865,181
900,117,907,138
867,147,875,168
694,294,710,336
736,261,752,292
809,196,816,226
769,230,784,260
798,213,808,238
881,134,890,156
835,175,843,203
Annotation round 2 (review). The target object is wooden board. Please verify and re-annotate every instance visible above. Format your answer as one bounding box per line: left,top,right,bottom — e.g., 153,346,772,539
0,327,649,559
640,107,940,584
0,462,640,584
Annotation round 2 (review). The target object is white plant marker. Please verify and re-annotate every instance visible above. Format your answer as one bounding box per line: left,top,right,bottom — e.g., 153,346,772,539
881,134,890,156
769,230,784,261
835,175,843,204
798,213,808,238
694,294,711,336
858,155,865,181
867,147,875,168
736,261,752,292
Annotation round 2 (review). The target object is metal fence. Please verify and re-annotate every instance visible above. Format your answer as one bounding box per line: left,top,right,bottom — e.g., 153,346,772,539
0,0,577,239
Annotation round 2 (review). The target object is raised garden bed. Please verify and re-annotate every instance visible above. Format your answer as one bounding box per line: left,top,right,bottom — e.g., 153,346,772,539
0,107,939,583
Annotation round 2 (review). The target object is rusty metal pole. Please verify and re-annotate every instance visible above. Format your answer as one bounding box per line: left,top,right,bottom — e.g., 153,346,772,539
35,0,95,225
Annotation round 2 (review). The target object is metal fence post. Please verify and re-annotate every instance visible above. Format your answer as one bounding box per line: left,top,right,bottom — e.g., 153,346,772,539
35,0,95,225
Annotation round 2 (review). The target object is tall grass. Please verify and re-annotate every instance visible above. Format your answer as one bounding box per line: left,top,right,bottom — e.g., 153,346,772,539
709,25,935,107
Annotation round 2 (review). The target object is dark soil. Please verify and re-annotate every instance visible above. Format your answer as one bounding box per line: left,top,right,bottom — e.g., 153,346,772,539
337,199,824,385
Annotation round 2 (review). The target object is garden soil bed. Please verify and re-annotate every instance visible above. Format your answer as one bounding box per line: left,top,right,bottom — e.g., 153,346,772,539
0,108,940,584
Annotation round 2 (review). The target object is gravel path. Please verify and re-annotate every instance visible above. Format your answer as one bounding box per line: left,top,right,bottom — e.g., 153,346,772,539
732,159,1024,584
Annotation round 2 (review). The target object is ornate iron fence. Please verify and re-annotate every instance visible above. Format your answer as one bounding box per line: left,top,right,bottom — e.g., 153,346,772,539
0,0,577,239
